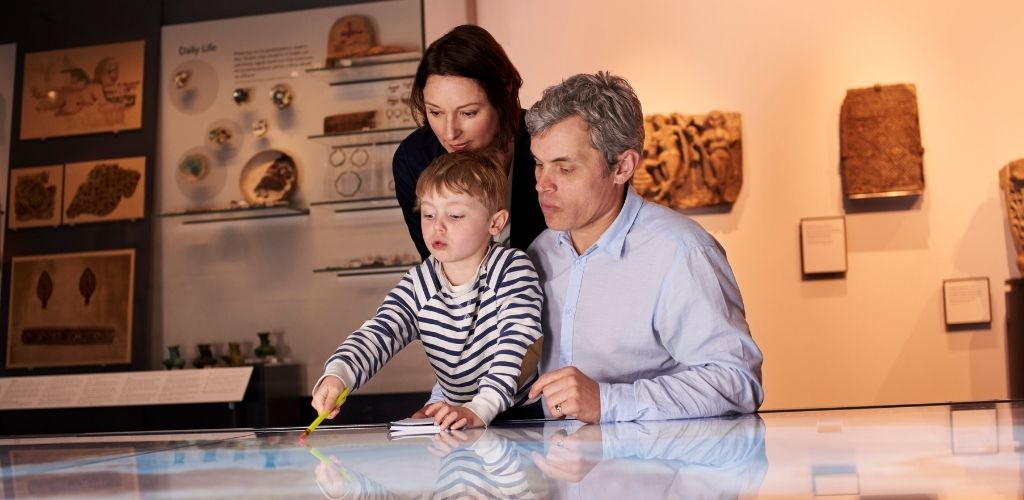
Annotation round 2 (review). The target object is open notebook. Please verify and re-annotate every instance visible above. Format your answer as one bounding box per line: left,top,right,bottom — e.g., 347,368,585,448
388,417,441,437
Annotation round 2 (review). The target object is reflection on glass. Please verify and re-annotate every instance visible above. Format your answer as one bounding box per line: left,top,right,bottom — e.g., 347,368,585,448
304,416,766,499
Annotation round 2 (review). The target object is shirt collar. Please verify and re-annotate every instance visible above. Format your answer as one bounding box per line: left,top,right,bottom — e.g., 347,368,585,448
555,186,644,259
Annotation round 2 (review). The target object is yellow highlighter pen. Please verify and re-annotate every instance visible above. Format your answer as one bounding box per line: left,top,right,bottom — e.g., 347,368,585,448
300,386,351,441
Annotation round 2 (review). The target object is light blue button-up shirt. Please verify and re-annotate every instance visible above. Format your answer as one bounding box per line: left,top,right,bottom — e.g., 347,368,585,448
528,187,764,422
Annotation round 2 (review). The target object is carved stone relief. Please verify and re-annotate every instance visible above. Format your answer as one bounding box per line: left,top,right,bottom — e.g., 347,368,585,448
634,111,742,209
840,83,925,198
1000,159,1024,273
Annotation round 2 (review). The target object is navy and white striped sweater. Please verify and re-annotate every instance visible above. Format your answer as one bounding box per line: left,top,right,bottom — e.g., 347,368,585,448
322,245,544,423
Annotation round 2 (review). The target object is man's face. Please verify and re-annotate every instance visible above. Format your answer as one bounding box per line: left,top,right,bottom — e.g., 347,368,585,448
531,116,631,239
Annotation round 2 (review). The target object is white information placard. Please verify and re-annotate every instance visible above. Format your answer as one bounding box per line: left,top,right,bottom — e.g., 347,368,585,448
943,277,992,326
0,366,252,410
800,216,847,275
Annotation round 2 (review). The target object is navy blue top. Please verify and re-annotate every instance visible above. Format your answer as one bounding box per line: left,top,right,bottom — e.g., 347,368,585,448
392,115,547,260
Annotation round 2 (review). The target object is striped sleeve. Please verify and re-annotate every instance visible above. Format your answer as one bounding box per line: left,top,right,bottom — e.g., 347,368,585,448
322,264,430,391
462,248,544,422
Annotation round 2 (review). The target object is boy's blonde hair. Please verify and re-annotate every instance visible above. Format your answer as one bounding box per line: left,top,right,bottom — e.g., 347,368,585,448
415,151,508,213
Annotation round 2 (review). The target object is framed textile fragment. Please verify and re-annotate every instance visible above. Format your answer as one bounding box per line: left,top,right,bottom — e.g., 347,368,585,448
840,83,925,198
20,40,143,140
6,249,135,368
634,111,742,209
63,156,145,224
7,165,63,229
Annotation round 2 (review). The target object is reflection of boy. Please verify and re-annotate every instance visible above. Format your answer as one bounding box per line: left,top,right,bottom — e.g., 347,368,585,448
312,151,544,430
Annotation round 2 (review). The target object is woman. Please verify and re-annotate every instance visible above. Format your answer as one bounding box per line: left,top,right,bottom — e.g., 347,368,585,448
393,24,546,260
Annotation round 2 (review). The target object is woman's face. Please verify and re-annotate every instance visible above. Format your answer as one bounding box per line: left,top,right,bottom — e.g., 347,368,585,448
422,75,501,153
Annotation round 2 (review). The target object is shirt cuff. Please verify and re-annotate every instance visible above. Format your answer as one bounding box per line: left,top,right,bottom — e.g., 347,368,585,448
463,390,502,424
599,382,638,423
312,360,357,396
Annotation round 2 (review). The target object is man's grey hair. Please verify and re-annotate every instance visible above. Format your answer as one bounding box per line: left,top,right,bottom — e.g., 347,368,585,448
526,71,644,171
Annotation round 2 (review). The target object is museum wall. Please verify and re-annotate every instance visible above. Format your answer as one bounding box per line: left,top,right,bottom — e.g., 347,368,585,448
478,0,1024,409
2,0,1020,412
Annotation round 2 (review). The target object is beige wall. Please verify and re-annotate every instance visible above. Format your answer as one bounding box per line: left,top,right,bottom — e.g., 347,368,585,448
475,0,1023,409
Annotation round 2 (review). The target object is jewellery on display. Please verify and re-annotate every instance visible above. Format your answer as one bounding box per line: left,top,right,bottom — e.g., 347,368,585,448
387,95,399,106
174,70,191,89
233,87,251,105
387,82,400,93
329,147,346,167
251,119,269,137
400,91,411,105
178,154,209,184
350,148,369,167
270,84,293,109
334,170,362,197
207,126,232,145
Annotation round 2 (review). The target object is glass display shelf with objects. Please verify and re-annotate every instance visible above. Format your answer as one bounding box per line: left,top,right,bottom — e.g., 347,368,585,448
308,126,417,147
160,203,310,225
309,196,400,212
305,52,421,86
313,252,420,277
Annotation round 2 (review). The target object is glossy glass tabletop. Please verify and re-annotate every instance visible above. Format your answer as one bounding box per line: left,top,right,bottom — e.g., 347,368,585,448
0,401,1021,498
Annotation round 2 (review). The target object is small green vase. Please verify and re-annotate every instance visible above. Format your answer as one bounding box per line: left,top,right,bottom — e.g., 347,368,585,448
164,345,186,370
194,343,217,368
254,332,276,359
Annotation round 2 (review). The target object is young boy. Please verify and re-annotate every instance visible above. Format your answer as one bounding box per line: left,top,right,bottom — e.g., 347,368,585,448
311,151,544,430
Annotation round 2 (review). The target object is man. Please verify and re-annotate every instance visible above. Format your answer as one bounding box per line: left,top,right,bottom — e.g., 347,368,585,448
525,72,763,423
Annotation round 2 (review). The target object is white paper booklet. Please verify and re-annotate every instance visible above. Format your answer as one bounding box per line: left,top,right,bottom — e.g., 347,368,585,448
388,417,441,437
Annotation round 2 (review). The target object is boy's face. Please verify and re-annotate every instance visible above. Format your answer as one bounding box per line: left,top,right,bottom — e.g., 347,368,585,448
420,188,507,277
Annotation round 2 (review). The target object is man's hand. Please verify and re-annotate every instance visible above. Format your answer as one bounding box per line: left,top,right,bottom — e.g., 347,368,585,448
425,402,484,431
311,377,347,419
530,425,603,482
528,366,602,424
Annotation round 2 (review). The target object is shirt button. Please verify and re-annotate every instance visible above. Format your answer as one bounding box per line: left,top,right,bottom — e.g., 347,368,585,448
565,309,574,317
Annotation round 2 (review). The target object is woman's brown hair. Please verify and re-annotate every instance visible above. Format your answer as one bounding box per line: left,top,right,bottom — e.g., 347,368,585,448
409,25,523,149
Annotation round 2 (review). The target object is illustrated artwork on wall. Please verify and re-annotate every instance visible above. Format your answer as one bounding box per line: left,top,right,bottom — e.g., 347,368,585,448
7,249,135,369
840,83,925,199
633,111,743,209
20,40,144,140
63,156,145,225
8,165,63,229
1000,159,1024,273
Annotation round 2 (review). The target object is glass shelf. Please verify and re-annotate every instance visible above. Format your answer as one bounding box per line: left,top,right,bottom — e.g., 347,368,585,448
306,52,421,85
313,264,415,277
160,205,310,225
308,126,416,148
309,196,401,213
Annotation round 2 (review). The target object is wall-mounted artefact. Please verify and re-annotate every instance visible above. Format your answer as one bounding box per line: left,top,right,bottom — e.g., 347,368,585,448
63,156,145,225
7,249,135,369
840,83,925,199
634,111,743,210
1000,159,1024,273
8,165,63,229
20,40,144,139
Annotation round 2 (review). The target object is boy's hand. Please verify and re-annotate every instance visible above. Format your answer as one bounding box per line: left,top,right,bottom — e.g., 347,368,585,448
311,377,347,419
411,401,444,418
425,402,484,431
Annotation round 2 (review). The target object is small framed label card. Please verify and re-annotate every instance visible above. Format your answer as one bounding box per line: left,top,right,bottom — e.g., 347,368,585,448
942,277,992,326
800,216,847,275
